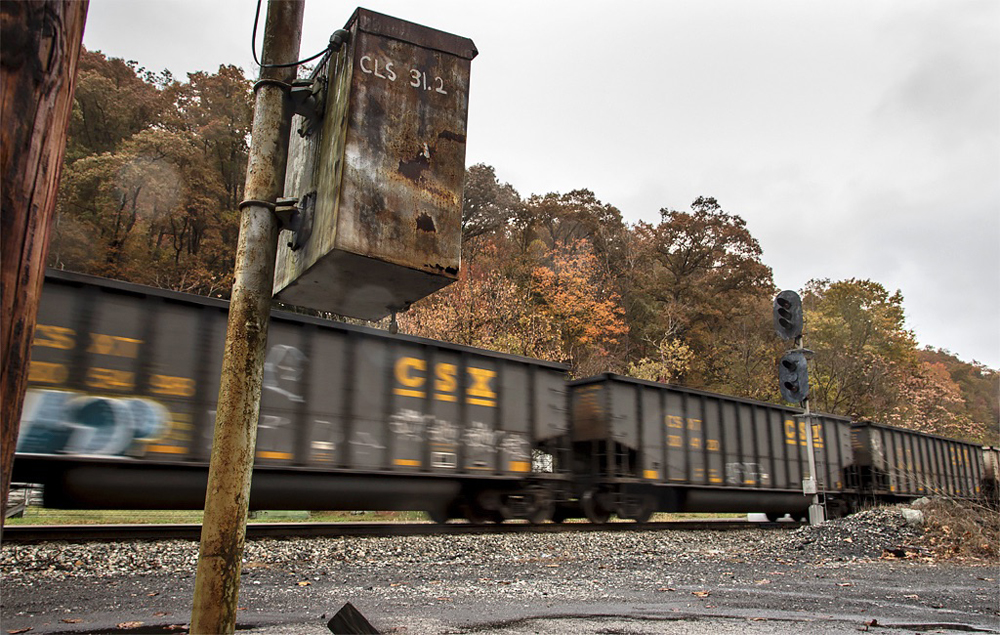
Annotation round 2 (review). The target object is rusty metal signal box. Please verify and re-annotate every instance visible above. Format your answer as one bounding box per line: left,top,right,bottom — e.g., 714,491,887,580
274,8,477,320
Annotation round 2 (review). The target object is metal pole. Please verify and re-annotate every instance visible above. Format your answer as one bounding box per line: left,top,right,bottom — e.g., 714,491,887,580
190,2,303,632
796,335,824,526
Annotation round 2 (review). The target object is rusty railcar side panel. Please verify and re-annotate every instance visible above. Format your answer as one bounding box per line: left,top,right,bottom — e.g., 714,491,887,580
274,9,477,320
848,422,985,499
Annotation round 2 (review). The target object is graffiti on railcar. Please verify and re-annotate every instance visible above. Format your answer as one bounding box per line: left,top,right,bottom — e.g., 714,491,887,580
725,462,771,486
263,344,306,402
16,388,168,456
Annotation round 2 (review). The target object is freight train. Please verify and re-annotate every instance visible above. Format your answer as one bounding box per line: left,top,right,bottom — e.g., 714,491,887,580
11,271,998,522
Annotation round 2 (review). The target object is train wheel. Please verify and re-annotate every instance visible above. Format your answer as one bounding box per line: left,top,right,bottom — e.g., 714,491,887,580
551,509,568,524
524,487,554,524
629,501,655,524
582,491,611,524
426,509,450,524
764,512,782,522
617,495,655,523
526,500,554,524
462,502,492,525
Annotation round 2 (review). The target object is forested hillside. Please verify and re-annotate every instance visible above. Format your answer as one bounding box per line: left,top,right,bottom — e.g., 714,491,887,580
48,50,999,444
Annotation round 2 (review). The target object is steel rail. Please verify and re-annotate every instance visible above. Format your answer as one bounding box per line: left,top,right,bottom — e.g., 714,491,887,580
1,519,800,543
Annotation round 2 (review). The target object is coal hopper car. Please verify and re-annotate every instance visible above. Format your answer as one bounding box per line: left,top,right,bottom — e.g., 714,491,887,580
13,270,572,523
846,421,991,506
565,374,855,522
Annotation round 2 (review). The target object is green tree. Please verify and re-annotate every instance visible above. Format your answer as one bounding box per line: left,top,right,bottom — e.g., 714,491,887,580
170,65,253,210
65,50,169,161
801,278,917,419
460,163,524,245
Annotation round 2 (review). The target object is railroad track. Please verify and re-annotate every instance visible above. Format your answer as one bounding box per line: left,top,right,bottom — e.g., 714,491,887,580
2,518,800,543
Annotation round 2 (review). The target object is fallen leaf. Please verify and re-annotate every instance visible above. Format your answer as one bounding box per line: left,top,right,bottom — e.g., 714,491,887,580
7,629,32,634
843,537,853,543
147,592,159,597
837,583,854,587
755,579,771,585
546,564,560,568
153,612,170,617
903,594,919,599
692,591,711,598
750,617,767,622
60,620,82,624
117,623,143,629
297,581,311,586
657,587,676,592
436,597,452,602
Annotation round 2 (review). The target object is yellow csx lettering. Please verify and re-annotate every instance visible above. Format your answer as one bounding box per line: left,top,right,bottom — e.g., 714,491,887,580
394,356,497,407
784,419,824,448
88,333,141,358
33,325,75,350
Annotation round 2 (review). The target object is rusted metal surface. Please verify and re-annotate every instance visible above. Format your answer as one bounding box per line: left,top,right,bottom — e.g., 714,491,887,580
189,1,302,633
274,9,477,320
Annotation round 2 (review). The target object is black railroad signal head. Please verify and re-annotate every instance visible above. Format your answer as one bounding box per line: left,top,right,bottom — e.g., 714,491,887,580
778,350,809,404
773,290,803,340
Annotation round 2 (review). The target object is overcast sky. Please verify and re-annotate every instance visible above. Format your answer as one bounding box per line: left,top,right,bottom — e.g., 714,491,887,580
81,0,1000,369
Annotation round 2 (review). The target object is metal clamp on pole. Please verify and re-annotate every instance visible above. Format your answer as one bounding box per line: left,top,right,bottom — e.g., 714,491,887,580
274,192,315,251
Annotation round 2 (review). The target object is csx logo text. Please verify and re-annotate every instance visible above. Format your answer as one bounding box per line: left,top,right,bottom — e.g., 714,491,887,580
394,357,497,407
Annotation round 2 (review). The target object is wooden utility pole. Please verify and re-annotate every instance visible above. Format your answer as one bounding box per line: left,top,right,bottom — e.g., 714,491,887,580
0,0,88,531
190,1,303,632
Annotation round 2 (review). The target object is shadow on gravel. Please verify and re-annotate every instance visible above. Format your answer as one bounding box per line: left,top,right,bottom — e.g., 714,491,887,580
47,626,258,635
874,625,999,633
458,614,1000,635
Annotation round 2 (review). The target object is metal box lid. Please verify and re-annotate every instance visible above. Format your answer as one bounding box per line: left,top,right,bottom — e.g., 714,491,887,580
274,8,477,320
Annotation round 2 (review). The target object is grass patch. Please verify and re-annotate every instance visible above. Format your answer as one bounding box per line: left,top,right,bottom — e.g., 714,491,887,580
5,508,428,525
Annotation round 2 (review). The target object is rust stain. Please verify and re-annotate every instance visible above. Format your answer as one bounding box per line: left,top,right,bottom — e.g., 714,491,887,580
437,130,466,144
416,213,436,232
397,152,429,182
424,262,459,275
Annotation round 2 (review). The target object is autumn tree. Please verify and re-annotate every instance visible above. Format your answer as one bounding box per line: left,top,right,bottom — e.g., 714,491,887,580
529,241,629,374
398,242,563,362
520,189,629,279
49,50,250,297
888,360,978,441
893,348,1000,443
629,197,775,390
